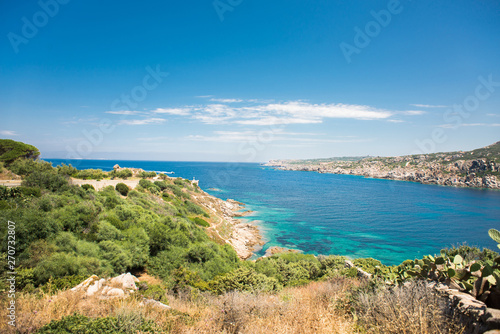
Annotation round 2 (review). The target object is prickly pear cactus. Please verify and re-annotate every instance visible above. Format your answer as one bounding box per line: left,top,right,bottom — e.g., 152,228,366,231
489,228,500,247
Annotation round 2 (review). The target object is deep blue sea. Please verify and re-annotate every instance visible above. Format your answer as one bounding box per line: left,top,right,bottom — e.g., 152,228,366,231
45,159,500,265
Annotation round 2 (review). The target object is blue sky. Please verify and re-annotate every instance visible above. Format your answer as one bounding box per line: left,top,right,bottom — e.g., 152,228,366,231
1,0,500,162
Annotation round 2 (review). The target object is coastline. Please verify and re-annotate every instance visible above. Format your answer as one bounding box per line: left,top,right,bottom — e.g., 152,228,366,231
265,160,500,190
191,190,264,260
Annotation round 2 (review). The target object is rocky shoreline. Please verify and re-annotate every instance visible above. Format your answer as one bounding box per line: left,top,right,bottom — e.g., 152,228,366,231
266,157,500,190
192,192,264,260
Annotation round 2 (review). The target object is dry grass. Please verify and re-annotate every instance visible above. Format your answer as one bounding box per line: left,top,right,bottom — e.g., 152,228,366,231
352,281,466,334
0,277,361,334
0,278,464,334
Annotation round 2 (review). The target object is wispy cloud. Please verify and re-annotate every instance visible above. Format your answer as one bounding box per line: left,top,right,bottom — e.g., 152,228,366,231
0,130,18,136
487,113,500,117
401,110,426,115
188,101,394,125
439,123,500,129
209,98,244,103
387,119,405,123
105,110,142,115
186,130,368,144
410,104,448,108
104,98,424,126
119,118,166,125
152,108,191,116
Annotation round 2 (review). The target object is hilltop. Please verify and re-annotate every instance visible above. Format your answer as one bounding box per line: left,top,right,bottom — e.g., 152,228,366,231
266,141,500,189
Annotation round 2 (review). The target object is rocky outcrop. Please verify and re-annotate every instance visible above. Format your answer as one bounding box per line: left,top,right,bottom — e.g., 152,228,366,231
191,191,264,260
266,157,500,190
428,281,500,333
70,273,170,310
263,246,301,258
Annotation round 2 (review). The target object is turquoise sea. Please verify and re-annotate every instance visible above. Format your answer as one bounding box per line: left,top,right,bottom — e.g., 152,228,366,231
45,159,500,265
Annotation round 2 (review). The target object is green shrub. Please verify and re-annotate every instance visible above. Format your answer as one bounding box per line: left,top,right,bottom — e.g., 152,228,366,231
149,185,161,195
174,178,184,187
99,240,132,274
166,184,190,199
139,179,153,189
115,183,129,196
33,252,103,285
81,184,95,191
74,169,106,180
318,255,347,271
138,282,168,302
153,180,168,190
0,208,60,255
184,201,205,215
192,217,210,227
19,186,42,197
36,313,158,334
23,170,69,192
8,158,52,176
56,163,78,177
115,169,133,179
40,275,88,293
96,221,124,241
209,267,280,294
442,244,499,264
139,171,157,178
170,266,209,293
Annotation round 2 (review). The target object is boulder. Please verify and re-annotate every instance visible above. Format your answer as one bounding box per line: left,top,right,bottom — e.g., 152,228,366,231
86,278,105,296
142,298,171,310
106,288,125,298
71,275,99,292
110,273,139,291
482,308,500,330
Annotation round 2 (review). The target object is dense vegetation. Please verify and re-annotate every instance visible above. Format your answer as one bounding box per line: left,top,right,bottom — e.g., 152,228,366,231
0,139,40,164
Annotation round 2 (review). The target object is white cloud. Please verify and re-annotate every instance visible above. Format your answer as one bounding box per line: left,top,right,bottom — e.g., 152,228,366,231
186,101,393,125
105,110,141,115
246,102,393,121
103,98,419,126
235,117,322,126
401,110,426,115
119,118,166,125
152,108,191,116
410,104,448,108
209,98,244,103
487,113,500,117
387,119,405,123
0,130,18,136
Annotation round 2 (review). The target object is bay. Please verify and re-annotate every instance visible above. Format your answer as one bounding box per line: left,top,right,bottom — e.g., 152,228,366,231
45,159,500,265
